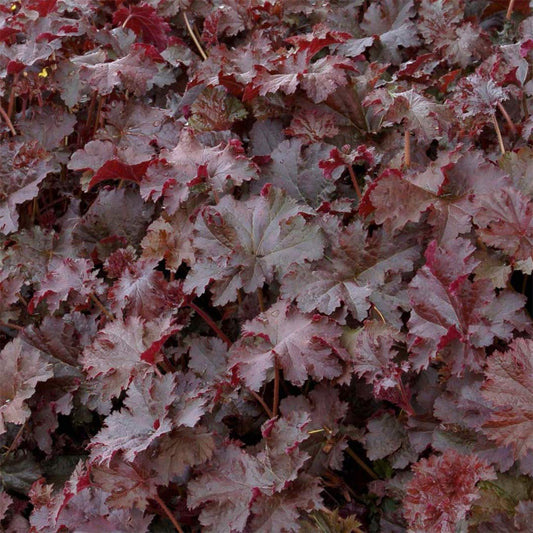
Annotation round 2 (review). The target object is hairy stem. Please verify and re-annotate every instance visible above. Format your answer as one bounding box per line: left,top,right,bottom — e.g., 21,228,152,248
153,493,184,533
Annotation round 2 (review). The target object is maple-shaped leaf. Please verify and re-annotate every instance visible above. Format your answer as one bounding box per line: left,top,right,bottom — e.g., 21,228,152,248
364,411,417,468
418,0,487,67
69,140,117,173
229,299,346,390
407,239,529,373
99,101,181,165
280,385,350,472
113,3,170,51
284,23,352,58
474,187,533,262
147,128,259,209
360,0,420,64
187,336,230,383
256,411,313,491
141,208,196,270
404,450,496,533
282,219,419,325
319,144,376,180
188,86,248,132
77,44,165,96
90,373,176,464
18,105,77,152
187,442,265,532
451,71,512,121
481,338,533,459
0,338,53,434
379,88,449,142
0,140,58,234
252,139,340,206
72,188,154,261
247,52,354,104
108,259,182,319
81,315,179,408
284,108,340,144
188,412,314,532
249,475,323,533
151,427,215,485
342,321,410,403
90,454,159,511
28,257,105,313
361,149,512,239
184,186,325,305
29,462,153,532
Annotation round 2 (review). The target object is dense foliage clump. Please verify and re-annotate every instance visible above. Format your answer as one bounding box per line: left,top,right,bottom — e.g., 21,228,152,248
0,0,532,531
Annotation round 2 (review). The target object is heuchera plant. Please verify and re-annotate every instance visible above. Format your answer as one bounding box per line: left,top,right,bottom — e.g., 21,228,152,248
0,0,532,531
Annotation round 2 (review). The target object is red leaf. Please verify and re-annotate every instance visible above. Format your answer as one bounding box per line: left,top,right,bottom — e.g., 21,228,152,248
88,160,150,190
113,3,170,52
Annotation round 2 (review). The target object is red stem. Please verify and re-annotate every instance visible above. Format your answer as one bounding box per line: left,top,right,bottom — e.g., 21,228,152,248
188,301,232,347
497,101,516,135
272,359,280,417
0,103,16,136
153,493,184,533
346,165,362,199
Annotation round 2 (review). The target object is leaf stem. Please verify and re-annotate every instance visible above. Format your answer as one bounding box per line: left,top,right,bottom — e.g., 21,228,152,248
0,102,16,136
347,165,362,199
153,493,184,533
188,301,232,347
0,423,25,465
272,359,280,417
491,112,505,155
346,447,378,480
403,128,411,168
93,95,104,136
89,293,115,321
506,0,516,20
247,388,273,418
7,73,17,119
496,101,516,135
183,12,207,60
256,287,265,313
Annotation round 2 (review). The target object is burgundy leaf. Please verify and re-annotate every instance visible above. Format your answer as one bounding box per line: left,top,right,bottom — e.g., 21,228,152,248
184,186,325,305
28,257,105,313
113,3,170,52
0,141,58,234
0,338,53,434
229,300,347,390
81,315,179,407
481,338,533,459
